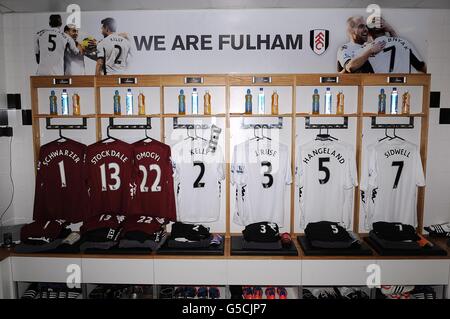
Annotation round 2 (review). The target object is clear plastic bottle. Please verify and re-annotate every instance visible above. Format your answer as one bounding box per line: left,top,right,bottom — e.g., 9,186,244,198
72,92,80,115
204,90,211,115
312,89,320,114
378,88,386,114
138,92,146,115
402,91,410,114
178,89,186,115
324,87,332,114
49,90,58,115
258,88,265,114
390,87,398,114
336,91,344,115
245,89,252,114
113,90,121,115
271,90,279,115
126,88,133,115
192,88,199,114
61,89,69,115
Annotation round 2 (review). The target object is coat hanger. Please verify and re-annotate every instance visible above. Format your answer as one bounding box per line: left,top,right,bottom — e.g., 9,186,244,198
54,128,69,142
194,124,208,141
316,128,338,141
137,127,153,143
99,125,118,143
390,127,405,141
261,125,272,141
249,124,262,141
184,126,194,140
378,128,393,142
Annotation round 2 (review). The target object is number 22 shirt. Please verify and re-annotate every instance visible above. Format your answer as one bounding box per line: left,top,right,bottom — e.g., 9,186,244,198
360,139,425,228
296,140,357,229
85,140,134,217
171,139,225,223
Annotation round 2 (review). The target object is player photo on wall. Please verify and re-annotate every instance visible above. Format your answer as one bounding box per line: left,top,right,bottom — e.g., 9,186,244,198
337,15,426,73
34,15,132,75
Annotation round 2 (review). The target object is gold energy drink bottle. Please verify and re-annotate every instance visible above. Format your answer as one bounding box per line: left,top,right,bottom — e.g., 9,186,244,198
336,91,344,115
402,91,411,114
72,92,80,115
271,90,279,115
138,92,146,115
204,90,211,115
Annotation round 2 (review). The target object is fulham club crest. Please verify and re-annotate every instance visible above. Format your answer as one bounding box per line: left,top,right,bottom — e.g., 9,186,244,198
310,29,329,55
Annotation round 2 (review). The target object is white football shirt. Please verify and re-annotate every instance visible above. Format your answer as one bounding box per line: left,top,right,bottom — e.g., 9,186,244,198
367,36,424,73
96,33,131,75
64,43,85,75
337,42,363,72
360,139,425,228
231,139,292,227
35,28,80,75
172,139,225,223
296,140,358,229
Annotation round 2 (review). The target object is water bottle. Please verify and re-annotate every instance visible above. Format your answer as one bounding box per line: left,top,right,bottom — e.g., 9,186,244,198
378,88,386,114
72,92,80,115
49,90,57,115
390,87,398,114
204,90,211,115
245,89,252,114
192,88,199,114
61,89,69,115
113,90,121,115
126,88,133,115
271,90,279,115
324,88,332,114
402,91,410,114
138,92,145,115
312,89,320,114
258,88,265,114
336,91,344,115
178,89,186,115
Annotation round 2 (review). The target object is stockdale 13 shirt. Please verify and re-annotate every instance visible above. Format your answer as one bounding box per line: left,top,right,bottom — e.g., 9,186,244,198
365,36,425,73
128,140,176,220
232,139,292,227
33,139,88,222
35,27,80,75
296,140,358,229
360,139,425,228
96,33,131,75
85,140,134,217
172,139,225,223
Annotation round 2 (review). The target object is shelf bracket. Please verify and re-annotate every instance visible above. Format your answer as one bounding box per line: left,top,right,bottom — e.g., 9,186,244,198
371,116,414,129
173,117,210,130
304,116,348,129
45,117,87,130
241,117,283,129
108,117,152,130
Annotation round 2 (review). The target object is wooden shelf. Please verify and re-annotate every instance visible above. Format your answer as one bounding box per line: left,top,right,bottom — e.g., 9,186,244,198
361,74,431,86
362,112,426,117
33,114,96,118
296,74,361,86
228,74,294,86
31,76,95,88
230,113,292,117
97,114,161,118
162,113,226,118
296,113,358,117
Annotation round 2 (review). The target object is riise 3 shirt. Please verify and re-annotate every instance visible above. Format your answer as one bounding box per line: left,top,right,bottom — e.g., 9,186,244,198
33,139,88,222
172,139,225,223
296,140,358,229
232,139,292,227
360,139,425,228
85,140,134,217
128,139,176,220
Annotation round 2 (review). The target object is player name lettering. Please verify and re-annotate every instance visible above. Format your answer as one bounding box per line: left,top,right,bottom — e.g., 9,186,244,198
255,148,278,157
303,148,345,164
43,149,80,166
384,148,411,159
91,150,128,164
190,147,211,155
136,151,160,162
109,36,125,43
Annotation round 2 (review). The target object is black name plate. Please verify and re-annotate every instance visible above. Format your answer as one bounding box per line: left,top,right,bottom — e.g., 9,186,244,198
320,76,339,83
119,77,138,85
52,78,72,85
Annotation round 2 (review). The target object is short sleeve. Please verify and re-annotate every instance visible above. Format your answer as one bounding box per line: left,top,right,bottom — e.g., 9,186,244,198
96,40,105,59
337,45,352,71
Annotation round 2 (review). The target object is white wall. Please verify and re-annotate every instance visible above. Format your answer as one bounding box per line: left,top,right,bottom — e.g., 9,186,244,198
0,9,449,228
